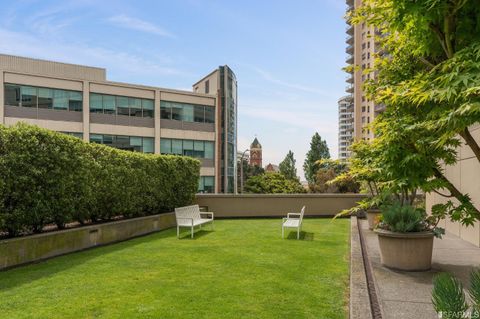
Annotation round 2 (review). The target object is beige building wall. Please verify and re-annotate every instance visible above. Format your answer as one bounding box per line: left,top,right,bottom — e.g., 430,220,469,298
0,54,220,192
426,124,480,246
352,0,377,141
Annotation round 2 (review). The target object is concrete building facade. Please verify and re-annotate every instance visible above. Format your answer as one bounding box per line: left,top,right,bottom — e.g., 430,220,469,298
0,54,238,194
426,124,480,247
344,0,381,145
338,95,354,160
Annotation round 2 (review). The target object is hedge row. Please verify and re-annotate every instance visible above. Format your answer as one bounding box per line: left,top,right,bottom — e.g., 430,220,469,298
0,123,200,237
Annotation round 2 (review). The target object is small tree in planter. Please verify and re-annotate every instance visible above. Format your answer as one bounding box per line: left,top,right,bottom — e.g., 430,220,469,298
333,140,388,229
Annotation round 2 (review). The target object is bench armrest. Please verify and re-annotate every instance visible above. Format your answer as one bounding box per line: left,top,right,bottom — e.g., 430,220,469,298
287,213,301,218
200,212,214,219
176,217,194,225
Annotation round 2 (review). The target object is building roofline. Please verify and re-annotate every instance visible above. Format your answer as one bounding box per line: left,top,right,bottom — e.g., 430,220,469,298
192,68,219,87
0,54,106,72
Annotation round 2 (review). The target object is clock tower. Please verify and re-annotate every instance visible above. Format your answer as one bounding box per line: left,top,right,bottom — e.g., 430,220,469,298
249,137,262,167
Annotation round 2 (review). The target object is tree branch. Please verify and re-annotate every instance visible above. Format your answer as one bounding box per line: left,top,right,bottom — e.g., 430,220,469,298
429,23,449,59
433,189,454,198
433,167,480,217
459,128,480,163
418,57,436,70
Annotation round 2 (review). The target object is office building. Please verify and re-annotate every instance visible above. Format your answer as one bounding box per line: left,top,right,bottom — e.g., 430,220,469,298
193,66,238,193
0,54,238,193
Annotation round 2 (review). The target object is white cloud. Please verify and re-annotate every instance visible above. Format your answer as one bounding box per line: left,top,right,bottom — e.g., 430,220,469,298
0,28,187,79
107,14,175,38
252,66,332,96
240,104,336,133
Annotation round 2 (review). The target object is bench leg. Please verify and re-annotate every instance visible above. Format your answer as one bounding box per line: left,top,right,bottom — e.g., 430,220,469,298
177,225,179,238
212,220,214,230
297,227,300,240
191,225,194,238
282,226,284,239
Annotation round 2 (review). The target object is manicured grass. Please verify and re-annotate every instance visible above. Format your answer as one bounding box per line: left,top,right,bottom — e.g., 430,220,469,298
0,218,350,319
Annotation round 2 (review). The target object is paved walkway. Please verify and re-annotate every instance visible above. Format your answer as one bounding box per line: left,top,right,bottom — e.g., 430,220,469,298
361,219,480,319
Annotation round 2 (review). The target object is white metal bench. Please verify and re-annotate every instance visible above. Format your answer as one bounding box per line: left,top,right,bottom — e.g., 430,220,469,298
175,205,214,238
282,206,305,239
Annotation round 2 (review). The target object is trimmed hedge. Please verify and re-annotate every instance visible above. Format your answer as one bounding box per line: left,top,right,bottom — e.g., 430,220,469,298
0,123,200,237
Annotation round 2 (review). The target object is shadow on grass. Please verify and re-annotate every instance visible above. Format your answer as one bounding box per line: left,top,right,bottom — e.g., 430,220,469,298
177,229,215,240
285,231,314,241
0,227,178,291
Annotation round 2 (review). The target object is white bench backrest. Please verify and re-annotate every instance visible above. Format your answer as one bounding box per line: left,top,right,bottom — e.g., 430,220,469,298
300,206,305,223
175,205,201,221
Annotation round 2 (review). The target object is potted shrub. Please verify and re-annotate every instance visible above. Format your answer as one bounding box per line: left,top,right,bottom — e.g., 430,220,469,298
375,200,444,271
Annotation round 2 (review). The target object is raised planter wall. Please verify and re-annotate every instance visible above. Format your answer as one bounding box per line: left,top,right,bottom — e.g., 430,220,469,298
0,212,176,270
195,193,366,218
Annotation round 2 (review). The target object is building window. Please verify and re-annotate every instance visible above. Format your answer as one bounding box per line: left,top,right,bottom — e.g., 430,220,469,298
37,88,53,109
89,93,154,118
160,101,215,124
205,80,209,94
4,84,82,111
160,138,214,159
198,176,214,193
90,134,154,153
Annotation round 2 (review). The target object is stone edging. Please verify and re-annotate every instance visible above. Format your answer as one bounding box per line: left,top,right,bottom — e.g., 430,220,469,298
350,217,384,319
356,217,383,319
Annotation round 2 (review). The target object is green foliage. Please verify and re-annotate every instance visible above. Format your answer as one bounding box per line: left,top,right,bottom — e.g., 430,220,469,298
303,133,330,184
471,269,480,317
279,150,298,180
0,123,200,237
237,160,265,193
432,273,468,319
346,0,480,225
431,269,480,319
311,159,360,193
244,172,305,194
378,202,427,233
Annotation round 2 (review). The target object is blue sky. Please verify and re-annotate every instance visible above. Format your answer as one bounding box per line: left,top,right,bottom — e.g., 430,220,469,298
0,0,347,180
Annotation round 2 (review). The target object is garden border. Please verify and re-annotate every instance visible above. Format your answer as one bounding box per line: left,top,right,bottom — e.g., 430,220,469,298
0,212,176,271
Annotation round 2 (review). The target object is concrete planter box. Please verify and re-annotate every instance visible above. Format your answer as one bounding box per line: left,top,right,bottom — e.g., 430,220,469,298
375,229,434,271
0,212,176,270
366,209,381,230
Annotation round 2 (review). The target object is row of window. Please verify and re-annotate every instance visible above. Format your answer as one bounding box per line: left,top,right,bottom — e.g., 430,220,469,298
198,176,215,193
4,84,83,111
160,101,214,124
90,134,154,154
160,138,214,159
90,94,154,118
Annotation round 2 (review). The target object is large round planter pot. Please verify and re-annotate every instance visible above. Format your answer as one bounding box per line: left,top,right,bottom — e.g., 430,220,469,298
375,229,434,271
366,209,381,230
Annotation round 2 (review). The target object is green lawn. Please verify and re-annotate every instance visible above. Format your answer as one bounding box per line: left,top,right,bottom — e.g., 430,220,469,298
0,218,350,319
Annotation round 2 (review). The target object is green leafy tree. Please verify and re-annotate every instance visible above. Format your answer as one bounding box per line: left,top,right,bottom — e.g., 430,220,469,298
279,150,298,180
346,0,480,225
244,172,305,194
303,133,330,184
311,159,360,193
237,160,265,192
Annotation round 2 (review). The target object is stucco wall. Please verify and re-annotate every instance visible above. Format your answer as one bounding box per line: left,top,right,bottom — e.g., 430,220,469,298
195,194,367,218
0,213,176,270
426,124,480,247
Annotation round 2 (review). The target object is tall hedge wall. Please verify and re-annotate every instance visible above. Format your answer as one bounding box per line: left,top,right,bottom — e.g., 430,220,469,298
0,123,200,237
